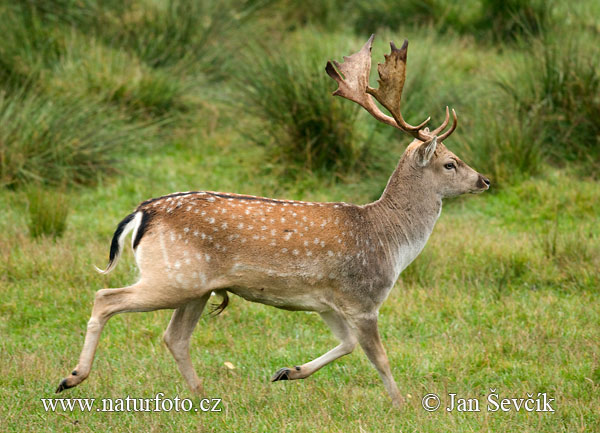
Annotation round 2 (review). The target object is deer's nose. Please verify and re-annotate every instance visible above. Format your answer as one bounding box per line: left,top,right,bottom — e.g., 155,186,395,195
478,175,491,189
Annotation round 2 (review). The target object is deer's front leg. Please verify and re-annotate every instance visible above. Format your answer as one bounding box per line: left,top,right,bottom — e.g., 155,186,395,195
350,315,403,408
271,310,357,381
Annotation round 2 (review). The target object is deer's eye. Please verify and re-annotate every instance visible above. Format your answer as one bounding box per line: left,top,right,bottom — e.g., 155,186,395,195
444,162,456,170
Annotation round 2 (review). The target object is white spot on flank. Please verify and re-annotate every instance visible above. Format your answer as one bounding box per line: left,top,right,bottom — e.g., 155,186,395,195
261,226,267,231
245,209,250,215
193,230,199,236
174,261,181,269
283,232,292,241
201,211,206,216
292,249,299,255
201,233,206,239
320,241,325,247
205,254,211,262
306,250,312,256
185,258,191,265
221,222,228,229
282,248,288,253
208,197,215,202
314,238,320,244
327,250,334,256
208,217,215,224
281,217,286,223
186,206,192,211
271,229,277,236
304,240,309,246
184,227,190,233
238,223,244,229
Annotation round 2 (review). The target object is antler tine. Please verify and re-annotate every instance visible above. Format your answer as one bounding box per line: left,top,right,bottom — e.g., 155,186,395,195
366,39,431,141
437,108,458,141
430,106,450,136
326,34,399,129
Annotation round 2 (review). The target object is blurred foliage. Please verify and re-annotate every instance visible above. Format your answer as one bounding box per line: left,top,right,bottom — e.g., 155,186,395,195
232,33,369,177
0,0,597,188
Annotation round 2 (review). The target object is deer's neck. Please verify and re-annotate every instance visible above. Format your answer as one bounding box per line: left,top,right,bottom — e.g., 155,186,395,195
364,159,442,280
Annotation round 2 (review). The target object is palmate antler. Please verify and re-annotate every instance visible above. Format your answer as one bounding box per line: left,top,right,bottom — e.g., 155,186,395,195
326,34,457,142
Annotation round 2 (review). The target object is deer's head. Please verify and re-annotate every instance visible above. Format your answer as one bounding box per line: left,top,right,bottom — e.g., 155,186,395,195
326,35,490,199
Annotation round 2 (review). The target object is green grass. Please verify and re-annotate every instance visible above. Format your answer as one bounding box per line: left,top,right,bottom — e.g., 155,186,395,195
1,131,598,432
26,185,70,238
1,0,599,431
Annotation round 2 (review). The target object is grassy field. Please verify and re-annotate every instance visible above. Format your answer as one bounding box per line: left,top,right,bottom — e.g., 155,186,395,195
1,0,599,432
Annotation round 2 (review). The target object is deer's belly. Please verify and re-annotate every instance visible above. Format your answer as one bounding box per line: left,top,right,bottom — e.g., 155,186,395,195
227,285,330,312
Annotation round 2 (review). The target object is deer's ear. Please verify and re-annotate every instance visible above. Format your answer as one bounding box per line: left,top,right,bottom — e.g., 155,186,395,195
415,136,437,167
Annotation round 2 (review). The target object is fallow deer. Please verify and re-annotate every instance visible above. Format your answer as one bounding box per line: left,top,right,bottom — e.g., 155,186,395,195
56,35,490,407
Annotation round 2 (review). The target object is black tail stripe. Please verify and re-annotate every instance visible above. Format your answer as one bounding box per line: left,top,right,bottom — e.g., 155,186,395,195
133,211,152,250
109,213,135,263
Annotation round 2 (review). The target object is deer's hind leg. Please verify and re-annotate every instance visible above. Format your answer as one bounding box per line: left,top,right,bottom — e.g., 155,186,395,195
56,280,190,393
163,294,211,394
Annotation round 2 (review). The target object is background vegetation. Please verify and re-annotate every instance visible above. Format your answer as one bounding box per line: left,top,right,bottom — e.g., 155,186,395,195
0,0,598,431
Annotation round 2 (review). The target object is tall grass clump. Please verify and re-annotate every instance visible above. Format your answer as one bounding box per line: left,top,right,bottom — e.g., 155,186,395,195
233,34,369,176
26,185,69,238
350,0,551,42
477,0,553,42
107,0,267,73
0,91,156,188
498,35,600,167
47,39,192,118
0,4,66,87
353,0,445,32
455,105,543,187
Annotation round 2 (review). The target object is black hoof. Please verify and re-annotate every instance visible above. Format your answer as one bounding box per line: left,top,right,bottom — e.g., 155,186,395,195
271,367,291,382
55,378,74,393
